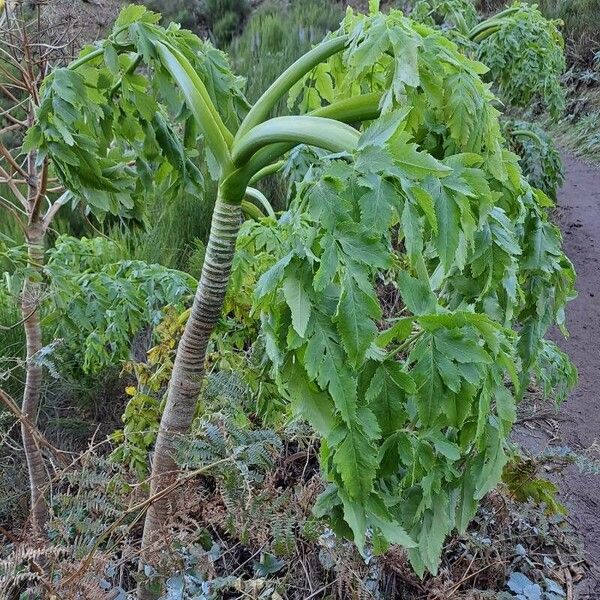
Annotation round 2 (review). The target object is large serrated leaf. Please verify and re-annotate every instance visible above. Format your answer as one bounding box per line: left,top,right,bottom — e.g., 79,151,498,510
336,278,380,366
283,273,311,338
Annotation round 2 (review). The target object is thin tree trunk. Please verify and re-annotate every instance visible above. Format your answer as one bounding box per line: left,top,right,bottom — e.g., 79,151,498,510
21,222,48,537
139,196,241,597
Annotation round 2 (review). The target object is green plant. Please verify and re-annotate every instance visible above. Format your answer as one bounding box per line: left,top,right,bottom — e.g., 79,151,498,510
410,0,479,33
43,236,196,375
532,339,578,405
110,245,282,478
35,2,575,594
502,454,566,515
504,119,565,198
109,306,187,478
0,287,25,398
104,183,216,272
472,2,566,118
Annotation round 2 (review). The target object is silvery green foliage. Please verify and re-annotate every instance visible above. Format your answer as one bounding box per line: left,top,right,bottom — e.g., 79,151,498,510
28,5,249,220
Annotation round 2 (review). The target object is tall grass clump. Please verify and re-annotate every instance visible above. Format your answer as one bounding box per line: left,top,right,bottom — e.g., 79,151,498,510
203,0,250,46
0,289,25,399
229,0,344,105
108,183,216,272
0,184,25,249
536,0,600,64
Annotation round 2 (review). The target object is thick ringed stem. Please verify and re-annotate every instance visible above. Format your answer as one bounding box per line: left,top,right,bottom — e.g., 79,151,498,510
21,223,48,537
139,193,242,598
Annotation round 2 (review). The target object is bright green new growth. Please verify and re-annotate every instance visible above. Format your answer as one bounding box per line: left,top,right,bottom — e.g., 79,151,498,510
33,2,576,580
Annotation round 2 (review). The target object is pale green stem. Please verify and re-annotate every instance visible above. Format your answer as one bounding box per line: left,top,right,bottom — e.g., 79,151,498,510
245,186,276,218
231,116,360,167
236,35,348,141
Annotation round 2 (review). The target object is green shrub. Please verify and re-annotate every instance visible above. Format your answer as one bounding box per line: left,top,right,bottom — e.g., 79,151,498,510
202,0,249,46
476,0,600,65
43,236,196,375
476,3,566,118
410,0,479,31
505,119,565,198
213,10,241,46
142,0,203,31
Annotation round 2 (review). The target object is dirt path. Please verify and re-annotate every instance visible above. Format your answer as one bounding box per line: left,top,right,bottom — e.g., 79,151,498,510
517,153,600,597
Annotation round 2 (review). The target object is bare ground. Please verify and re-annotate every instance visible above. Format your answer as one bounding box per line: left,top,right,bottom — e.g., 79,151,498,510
516,153,600,598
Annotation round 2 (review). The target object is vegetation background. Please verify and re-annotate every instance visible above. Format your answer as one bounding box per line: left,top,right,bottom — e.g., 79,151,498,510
0,0,599,598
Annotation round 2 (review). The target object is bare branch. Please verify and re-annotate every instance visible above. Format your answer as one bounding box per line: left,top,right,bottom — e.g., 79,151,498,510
0,163,27,208
0,81,21,103
30,157,48,223
0,388,70,467
42,190,69,230
0,142,28,178
0,194,27,231
0,122,21,136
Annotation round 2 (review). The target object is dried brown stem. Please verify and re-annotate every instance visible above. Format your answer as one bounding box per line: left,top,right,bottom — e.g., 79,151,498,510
0,141,28,178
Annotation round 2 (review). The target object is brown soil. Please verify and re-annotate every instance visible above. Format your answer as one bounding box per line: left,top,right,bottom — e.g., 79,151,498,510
516,153,600,598
43,0,124,47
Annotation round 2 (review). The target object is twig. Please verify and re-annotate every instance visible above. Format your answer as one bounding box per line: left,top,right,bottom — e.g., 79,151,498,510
0,388,70,467
231,543,266,576
0,142,28,179
446,560,507,597
0,163,27,208
0,122,21,136
60,456,234,586
304,578,340,599
564,565,574,600
0,305,37,330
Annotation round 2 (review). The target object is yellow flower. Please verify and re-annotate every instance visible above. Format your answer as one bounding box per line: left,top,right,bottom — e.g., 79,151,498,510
125,386,137,396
